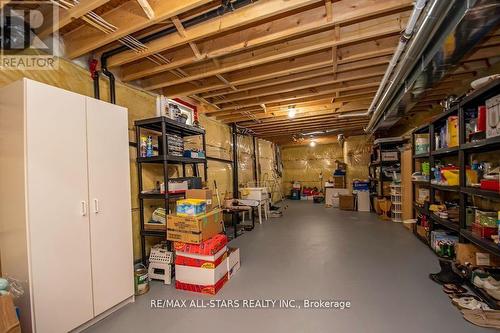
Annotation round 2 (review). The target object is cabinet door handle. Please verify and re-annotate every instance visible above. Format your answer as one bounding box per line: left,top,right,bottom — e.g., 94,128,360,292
93,199,99,214
81,201,87,216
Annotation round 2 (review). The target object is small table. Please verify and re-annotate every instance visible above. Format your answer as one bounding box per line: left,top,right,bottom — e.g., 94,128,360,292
237,198,269,224
223,205,255,239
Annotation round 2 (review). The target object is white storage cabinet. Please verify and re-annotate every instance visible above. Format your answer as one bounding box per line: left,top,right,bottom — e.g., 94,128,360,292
0,79,134,333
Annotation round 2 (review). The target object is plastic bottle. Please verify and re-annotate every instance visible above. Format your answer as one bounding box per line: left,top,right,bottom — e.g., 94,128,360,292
498,211,500,248
140,136,147,157
146,136,153,157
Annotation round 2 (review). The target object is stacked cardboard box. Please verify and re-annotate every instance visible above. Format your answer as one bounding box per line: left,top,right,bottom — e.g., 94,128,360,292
167,189,240,295
0,294,20,333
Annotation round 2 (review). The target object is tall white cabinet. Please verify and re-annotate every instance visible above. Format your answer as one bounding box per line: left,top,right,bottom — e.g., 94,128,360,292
0,79,134,333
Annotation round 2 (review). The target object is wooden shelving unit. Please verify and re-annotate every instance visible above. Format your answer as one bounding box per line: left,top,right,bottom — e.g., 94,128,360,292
410,79,500,255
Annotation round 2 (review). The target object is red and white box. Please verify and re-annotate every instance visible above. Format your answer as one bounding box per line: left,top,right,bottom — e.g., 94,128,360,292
175,275,228,295
175,257,228,286
175,246,228,268
227,247,240,279
174,234,229,295
173,233,227,255
175,255,228,295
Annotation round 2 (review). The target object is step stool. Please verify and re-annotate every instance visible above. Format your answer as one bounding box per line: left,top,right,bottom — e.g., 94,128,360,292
148,262,172,284
148,246,173,285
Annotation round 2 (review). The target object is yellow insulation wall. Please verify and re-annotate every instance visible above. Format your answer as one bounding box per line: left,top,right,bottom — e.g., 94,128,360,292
259,140,282,202
281,143,343,194
343,135,373,190
238,135,256,188
281,135,372,195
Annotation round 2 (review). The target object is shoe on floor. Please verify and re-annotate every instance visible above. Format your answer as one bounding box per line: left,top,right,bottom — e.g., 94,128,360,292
452,297,491,311
443,284,467,294
429,259,463,285
474,275,500,290
486,288,500,301
462,309,500,329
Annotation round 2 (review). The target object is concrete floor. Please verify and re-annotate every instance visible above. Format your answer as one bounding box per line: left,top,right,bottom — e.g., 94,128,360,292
85,201,489,333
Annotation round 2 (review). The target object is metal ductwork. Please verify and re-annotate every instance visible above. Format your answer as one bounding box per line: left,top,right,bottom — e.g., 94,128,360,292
367,0,500,132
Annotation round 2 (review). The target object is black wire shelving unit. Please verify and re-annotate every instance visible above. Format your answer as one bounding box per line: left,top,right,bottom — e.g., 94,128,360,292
135,116,207,264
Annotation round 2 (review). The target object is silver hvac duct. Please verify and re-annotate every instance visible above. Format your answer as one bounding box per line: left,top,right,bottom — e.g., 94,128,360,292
367,0,500,132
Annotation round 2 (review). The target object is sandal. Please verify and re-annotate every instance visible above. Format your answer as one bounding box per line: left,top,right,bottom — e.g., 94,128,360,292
443,284,467,294
447,293,479,300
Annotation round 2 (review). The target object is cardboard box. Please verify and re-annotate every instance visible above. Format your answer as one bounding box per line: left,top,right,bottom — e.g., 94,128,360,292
325,188,349,206
339,194,355,211
173,234,227,255
175,246,228,268
381,151,398,161
186,189,214,211
176,258,228,286
332,176,345,188
144,221,166,231
0,294,20,333
486,94,500,139
227,247,240,279
167,209,223,244
456,243,500,267
175,274,228,295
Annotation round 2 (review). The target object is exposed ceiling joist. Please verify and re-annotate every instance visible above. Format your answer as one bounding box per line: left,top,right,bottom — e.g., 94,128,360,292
142,12,407,90
121,0,410,82
136,0,155,20
38,0,111,38
64,0,213,59
211,66,386,105
108,0,326,67
216,78,382,112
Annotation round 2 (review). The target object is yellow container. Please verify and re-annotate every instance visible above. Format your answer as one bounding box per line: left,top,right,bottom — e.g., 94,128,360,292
442,169,459,186
466,169,479,186
447,116,459,147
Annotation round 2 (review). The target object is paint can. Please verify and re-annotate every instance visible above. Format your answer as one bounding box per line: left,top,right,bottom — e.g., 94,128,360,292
134,264,150,296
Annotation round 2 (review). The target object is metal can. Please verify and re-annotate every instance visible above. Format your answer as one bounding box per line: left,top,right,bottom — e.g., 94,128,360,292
134,264,150,296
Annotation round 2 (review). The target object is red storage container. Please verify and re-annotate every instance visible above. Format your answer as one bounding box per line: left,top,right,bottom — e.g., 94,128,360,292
472,222,497,239
478,105,487,132
480,179,500,192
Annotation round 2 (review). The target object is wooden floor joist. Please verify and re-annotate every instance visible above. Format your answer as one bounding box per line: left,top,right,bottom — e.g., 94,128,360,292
55,0,500,141
142,13,407,90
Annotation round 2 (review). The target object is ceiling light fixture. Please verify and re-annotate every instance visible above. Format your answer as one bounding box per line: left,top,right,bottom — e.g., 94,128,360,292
309,139,317,147
288,105,296,118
